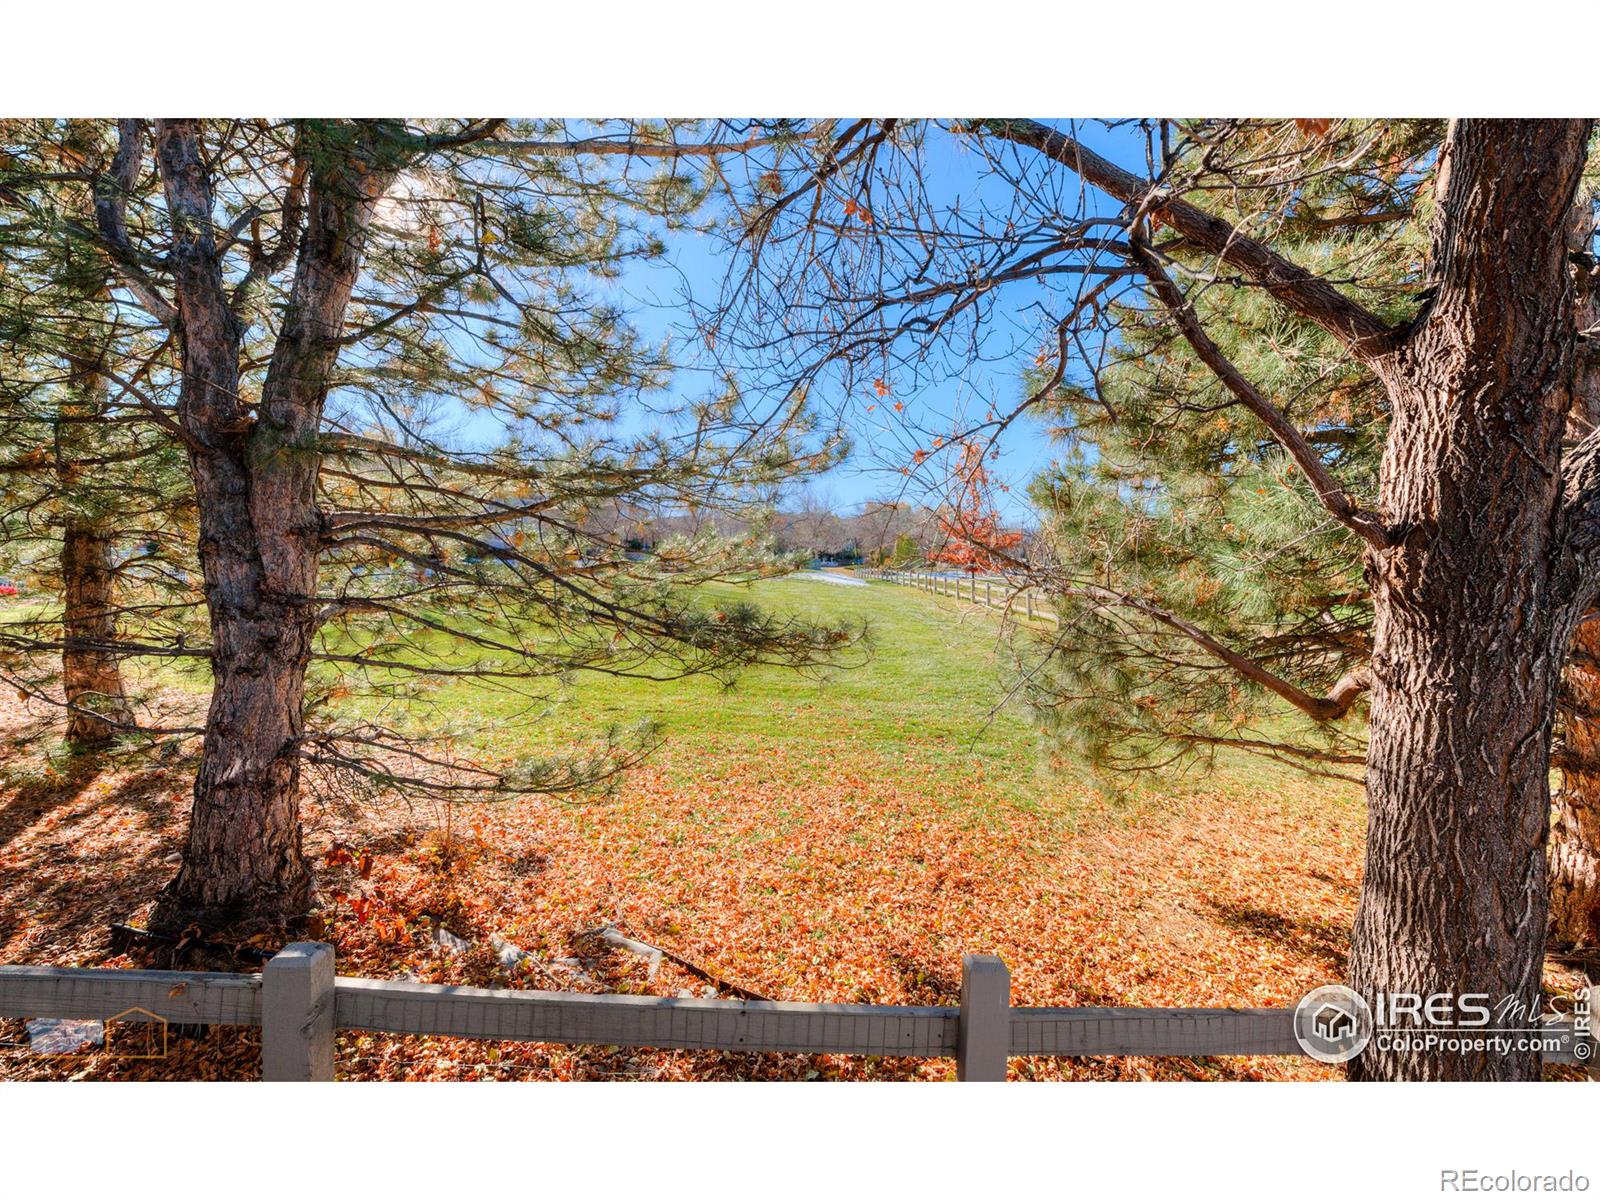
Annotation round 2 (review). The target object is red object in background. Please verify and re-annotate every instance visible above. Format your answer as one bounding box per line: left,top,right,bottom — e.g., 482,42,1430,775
928,442,1023,575
0,585,17,597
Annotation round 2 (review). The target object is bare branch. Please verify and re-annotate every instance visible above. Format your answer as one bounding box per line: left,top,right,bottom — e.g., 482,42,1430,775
978,119,1399,359
90,120,178,327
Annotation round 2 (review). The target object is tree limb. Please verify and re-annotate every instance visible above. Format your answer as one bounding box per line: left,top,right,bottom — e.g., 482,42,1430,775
1066,582,1371,722
493,127,820,161
978,119,1400,359
91,120,178,328
1128,231,1392,550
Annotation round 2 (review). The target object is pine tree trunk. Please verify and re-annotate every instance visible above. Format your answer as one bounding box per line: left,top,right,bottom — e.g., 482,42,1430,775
147,120,391,934
60,517,130,746
1354,576,1563,1080
1551,192,1600,954
1553,618,1600,950
1348,120,1591,1081
54,124,134,749
155,445,320,932
57,354,130,749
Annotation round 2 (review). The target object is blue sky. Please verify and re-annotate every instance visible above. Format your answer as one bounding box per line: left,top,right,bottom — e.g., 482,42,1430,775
597,120,1148,525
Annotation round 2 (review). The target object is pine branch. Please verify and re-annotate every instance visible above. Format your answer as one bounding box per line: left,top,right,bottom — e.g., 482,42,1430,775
977,119,1400,360
1066,581,1372,723
1128,231,1393,550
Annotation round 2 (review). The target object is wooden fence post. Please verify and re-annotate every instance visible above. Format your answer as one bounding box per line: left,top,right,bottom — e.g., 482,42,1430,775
263,942,335,1082
957,954,1011,1081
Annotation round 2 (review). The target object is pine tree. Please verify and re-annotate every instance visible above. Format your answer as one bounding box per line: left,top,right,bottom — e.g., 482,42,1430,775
1,118,854,935
1015,122,1600,954
723,117,1597,1079
0,120,196,748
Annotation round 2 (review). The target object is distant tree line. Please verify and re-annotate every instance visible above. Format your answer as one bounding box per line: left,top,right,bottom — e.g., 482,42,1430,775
609,490,1027,567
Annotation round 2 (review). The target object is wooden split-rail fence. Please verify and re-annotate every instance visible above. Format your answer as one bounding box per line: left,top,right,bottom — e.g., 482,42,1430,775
0,947,1588,1080
862,568,1060,623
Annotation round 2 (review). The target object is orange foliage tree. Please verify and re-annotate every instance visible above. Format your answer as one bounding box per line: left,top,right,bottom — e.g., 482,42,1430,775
929,442,1022,574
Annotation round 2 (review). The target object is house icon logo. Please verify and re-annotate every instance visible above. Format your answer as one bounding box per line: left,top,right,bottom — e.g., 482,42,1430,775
103,1007,168,1059
1312,1002,1355,1042
1293,985,1372,1064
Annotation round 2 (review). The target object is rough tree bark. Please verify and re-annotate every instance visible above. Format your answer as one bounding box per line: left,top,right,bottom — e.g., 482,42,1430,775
1348,119,1594,1080
1552,214,1600,955
59,519,129,745
58,352,131,748
129,120,393,934
1554,619,1600,950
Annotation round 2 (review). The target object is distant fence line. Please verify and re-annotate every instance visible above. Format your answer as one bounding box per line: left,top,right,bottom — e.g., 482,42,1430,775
1,947,1587,1080
862,568,1061,623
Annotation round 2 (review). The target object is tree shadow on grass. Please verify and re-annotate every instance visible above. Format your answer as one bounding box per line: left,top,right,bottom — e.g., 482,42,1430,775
0,756,108,852
1201,897,1349,976
0,758,186,962
1304,868,1359,898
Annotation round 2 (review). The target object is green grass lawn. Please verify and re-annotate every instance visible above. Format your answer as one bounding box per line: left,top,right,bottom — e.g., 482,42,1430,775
467,577,1037,751
383,573,1340,812
11,567,1352,828
33,569,1339,816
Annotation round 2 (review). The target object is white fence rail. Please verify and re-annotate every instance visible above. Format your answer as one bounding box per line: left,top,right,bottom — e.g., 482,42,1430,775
1,946,1589,1080
862,568,1060,623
